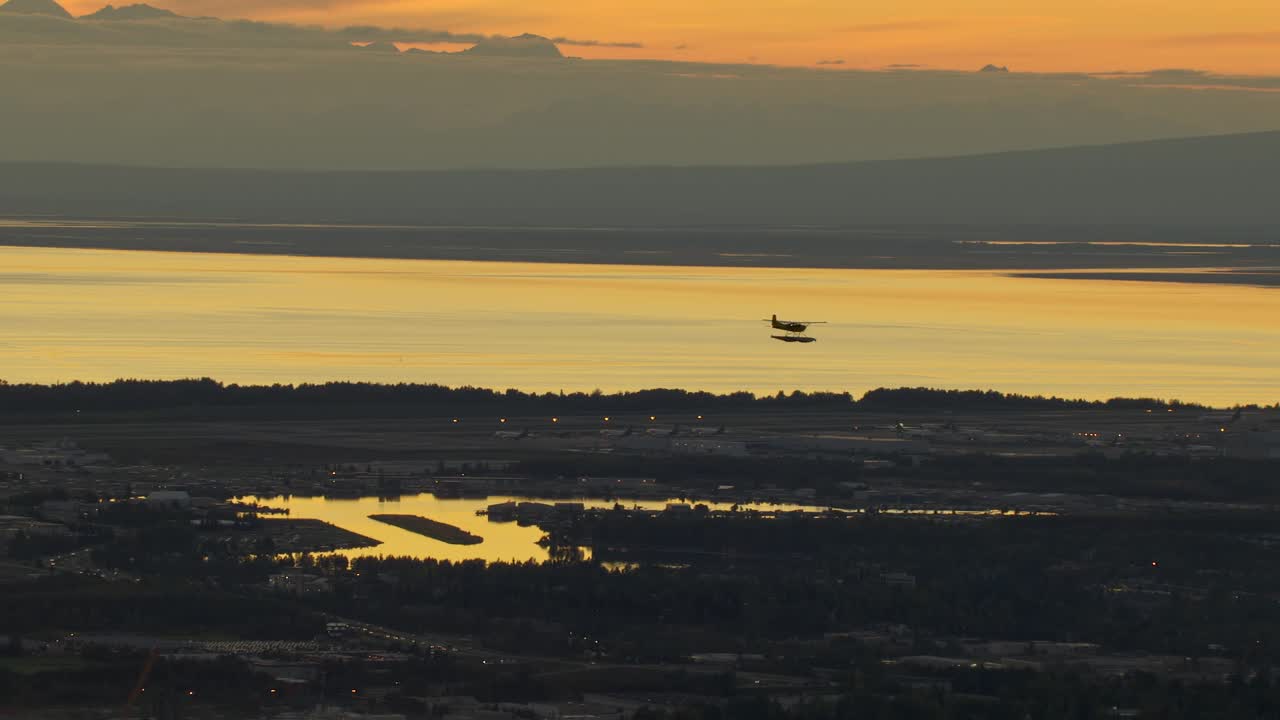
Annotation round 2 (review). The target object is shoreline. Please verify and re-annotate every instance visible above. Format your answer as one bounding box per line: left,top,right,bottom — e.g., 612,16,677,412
3,222,1280,280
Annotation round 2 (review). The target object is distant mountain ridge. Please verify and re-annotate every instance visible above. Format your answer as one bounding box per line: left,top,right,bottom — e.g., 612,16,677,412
81,3,180,20
461,33,564,59
0,0,72,18
0,2,565,57
356,40,400,53
0,131,1277,227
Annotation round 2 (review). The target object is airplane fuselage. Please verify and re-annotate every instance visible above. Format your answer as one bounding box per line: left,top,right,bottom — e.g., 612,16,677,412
772,320,809,333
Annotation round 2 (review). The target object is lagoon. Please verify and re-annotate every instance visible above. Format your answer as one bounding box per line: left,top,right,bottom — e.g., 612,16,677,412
240,494,841,563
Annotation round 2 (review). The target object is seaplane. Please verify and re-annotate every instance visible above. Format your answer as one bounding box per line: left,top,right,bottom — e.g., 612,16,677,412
764,314,824,343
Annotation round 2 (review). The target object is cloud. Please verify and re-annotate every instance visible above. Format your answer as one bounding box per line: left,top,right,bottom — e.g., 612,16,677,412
341,25,641,48
1100,68,1280,93
338,25,488,44
549,36,641,49
816,59,844,66
1146,68,1210,78
885,63,923,69
0,13,347,48
6,32,1280,174
0,10,641,49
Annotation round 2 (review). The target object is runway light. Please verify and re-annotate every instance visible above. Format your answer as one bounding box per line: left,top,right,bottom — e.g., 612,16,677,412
697,415,704,420
552,417,559,423
452,418,459,424
603,417,610,422
649,416,656,421
500,418,507,423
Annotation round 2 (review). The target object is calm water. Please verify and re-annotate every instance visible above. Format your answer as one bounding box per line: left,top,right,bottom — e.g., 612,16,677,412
241,494,840,563
2,245,1279,406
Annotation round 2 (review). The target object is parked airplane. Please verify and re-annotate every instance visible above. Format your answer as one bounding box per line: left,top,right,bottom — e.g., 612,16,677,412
493,428,532,440
894,423,937,438
688,425,727,436
600,426,634,438
646,424,681,437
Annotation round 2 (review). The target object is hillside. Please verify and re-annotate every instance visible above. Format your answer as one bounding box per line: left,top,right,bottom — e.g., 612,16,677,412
81,4,181,20
0,0,71,17
1,132,1277,227
461,33,563,58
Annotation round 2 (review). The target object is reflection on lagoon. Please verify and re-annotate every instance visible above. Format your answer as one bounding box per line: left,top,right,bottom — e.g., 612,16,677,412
239,493,1049,563
240,494,834,563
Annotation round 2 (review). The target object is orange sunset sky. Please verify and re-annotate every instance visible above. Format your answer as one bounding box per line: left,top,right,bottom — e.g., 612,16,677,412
58,0,1280,73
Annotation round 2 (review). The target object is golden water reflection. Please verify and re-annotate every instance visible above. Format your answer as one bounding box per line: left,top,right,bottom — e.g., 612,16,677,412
2,246,1279,405
240,494,837,563
241,493,1051,563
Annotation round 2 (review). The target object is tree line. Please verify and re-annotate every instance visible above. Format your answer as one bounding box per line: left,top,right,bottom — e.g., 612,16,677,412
0,378,1223,419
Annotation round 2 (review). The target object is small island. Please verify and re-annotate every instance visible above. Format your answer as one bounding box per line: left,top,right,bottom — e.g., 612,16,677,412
258,518,382,553
369,514,484,545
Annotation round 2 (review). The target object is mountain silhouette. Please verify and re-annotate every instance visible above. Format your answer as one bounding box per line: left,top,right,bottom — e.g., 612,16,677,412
462,33,563,59
979,64,1010,73
355,40,400,53
81,3,181,20
2,132,1277,228
0,0,73,18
